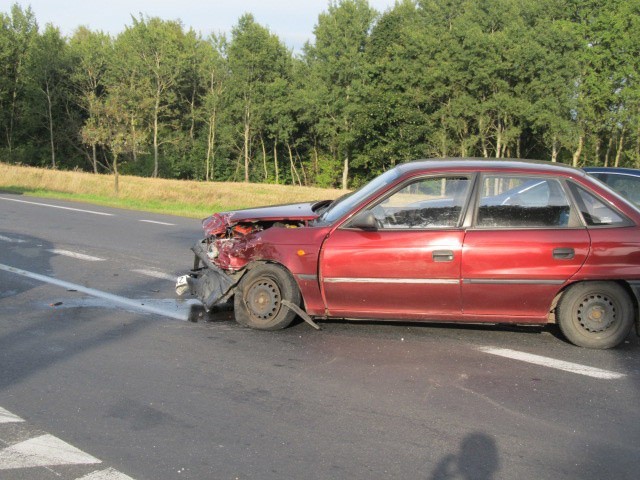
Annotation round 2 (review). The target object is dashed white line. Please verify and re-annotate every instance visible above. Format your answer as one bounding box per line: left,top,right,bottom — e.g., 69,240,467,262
0,263,189,321
0,196,113,216
48,249,105,262
139,219,175,226
478,347,625,379
132,269,176,281
0,234,26,243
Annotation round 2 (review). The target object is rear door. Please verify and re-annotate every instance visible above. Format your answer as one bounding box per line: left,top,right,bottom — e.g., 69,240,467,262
461,174,590,322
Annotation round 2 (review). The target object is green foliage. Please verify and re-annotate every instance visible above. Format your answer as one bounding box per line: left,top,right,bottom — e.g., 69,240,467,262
1,0,640,185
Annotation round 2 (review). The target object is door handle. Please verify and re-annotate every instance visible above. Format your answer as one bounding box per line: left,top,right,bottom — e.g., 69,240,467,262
553,247,575,260
433,250,454,262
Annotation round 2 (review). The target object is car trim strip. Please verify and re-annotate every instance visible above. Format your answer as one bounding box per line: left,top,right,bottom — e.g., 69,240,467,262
297,274,318,281
323,277,460,285
462,279,565,285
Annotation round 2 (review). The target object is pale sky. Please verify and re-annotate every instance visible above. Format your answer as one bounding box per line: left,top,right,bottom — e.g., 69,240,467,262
3,0,399,51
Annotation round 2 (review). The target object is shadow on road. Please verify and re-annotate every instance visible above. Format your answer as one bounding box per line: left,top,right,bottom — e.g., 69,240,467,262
429,432,500,480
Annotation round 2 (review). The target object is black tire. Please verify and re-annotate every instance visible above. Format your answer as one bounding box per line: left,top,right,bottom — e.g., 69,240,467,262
234,263,301,330
556,281,634,349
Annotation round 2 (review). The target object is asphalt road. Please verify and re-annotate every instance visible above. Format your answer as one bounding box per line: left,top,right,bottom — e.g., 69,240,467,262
1,192,639,480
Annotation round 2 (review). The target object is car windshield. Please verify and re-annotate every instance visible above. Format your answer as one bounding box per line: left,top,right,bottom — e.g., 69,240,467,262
316,168,401,225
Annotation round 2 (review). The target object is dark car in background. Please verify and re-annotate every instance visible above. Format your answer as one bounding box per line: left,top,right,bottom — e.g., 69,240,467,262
178,159,640,349
584,167,640,206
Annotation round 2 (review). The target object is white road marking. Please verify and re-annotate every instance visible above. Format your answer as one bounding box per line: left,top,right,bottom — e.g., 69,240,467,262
132,269,176,281
0,263,189,321
48,249,105,262
0,434,101,470
478,347,625,379
138,219,175,226
76,467,136,480
0,235,26,243
0,406,24,423
0,196,113,216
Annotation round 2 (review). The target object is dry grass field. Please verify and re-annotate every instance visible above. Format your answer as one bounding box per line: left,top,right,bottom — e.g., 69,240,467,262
0,164,344,218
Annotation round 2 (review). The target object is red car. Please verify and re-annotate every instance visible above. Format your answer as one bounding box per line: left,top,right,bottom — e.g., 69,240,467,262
176,159,640,349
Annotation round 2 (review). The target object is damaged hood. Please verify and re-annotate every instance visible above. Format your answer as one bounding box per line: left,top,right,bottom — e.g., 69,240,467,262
202,201,324,236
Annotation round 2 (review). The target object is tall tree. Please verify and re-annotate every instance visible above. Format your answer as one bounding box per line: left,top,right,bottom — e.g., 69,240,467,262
26,23,70,168
0,4,37,159
69,26,111,172
227,14,292,182
304,0,377,189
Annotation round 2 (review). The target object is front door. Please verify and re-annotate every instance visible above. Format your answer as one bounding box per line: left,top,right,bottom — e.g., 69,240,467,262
320,175,472,320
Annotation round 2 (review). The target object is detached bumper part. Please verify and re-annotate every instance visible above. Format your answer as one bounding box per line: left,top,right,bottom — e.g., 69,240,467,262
175,240,240,310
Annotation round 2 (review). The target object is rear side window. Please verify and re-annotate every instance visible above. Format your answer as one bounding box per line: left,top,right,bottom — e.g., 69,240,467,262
569,183,630,227
475,175,573,228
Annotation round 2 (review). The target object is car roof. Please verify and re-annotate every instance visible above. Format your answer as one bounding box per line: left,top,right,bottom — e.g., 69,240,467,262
396,158,587,177
583,166,640,175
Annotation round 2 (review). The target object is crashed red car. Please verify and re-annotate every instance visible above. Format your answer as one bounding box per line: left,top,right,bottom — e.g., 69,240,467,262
177,159,640,349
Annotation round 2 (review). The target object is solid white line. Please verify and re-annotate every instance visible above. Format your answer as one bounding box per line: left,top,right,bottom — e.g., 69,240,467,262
48,249,105,262
132,269,176,281
0,235,26,243
478,347,625,380
75,467,136,480
0,263,188,321
139,219,175,226
0,434,101,470
0,406,24,424
0,196,113,216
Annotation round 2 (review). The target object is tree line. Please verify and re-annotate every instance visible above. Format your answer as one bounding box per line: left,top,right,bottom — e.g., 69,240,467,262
1,0,638,189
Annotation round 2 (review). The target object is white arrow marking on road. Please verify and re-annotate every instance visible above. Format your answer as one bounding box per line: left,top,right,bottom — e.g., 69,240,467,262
75,467,136,480
0,434,101,470
479,347,625,379
0,196,113,216
0,406,24,423
48,249,105,262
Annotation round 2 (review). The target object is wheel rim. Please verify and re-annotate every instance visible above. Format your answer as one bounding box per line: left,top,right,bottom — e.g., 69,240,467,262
576,293,617,333
245,276,282,322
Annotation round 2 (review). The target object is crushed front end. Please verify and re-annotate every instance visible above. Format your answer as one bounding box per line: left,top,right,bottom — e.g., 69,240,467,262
176,207,316,311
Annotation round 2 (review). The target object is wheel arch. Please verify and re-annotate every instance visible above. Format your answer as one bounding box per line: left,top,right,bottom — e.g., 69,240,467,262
549,279,640,336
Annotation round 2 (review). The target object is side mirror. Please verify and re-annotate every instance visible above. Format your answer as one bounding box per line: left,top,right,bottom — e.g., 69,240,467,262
348,211,378,231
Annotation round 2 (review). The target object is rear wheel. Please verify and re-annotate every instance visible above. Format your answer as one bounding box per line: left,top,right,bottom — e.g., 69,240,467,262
234,263,300,330
557,281,634,349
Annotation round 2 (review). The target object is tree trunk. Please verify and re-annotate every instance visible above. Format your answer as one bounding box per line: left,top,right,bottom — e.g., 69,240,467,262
551,136,558,162
153,95,160,177
572,135,584,167
45,82,56,169
273,143,279,184
131,115,138,163
244,111,250,183
604,136,614,167
341,155,349,190
261,135,268,181
206,112,216,182
614,128,625,168
92,143,98,173
113,152,119,195
287,142,301,186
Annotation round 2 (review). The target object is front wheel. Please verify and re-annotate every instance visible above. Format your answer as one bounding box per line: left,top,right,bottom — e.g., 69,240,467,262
234,263,301,330
556,281,634,349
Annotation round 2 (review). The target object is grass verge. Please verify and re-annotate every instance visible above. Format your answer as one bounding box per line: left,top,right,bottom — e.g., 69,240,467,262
0,164,343,218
